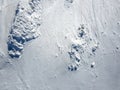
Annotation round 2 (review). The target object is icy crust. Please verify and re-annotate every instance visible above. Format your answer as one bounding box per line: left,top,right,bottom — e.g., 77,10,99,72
68,24,99,71
8,0,42,58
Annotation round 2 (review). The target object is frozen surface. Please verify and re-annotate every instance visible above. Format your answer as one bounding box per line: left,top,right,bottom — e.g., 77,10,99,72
0,0,120,90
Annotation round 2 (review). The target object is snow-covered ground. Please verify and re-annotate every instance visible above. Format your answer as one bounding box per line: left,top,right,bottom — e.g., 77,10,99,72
0,0,120,90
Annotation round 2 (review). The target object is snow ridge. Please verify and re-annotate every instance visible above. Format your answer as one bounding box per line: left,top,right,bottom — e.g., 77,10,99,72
7,0,42,58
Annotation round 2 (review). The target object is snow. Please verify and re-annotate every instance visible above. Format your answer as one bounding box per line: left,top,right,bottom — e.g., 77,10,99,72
0,0,120,90
7,0,42,58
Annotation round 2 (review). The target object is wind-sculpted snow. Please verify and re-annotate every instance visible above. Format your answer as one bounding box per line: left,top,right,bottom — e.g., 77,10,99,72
7,0,42,58
68,24,99,71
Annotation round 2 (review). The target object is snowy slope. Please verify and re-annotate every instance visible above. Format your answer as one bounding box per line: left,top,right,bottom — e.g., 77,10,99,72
0,0,120,90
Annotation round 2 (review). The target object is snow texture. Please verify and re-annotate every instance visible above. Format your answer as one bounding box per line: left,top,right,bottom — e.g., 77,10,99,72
7,0,42,58
68,24,99,71
0,0,120,90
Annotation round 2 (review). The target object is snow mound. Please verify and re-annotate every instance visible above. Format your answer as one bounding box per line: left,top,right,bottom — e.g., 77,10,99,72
7,0,42,58
68,24,99,71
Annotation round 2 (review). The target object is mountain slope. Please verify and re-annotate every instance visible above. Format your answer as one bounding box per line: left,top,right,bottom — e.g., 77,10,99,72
0,0,120,90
